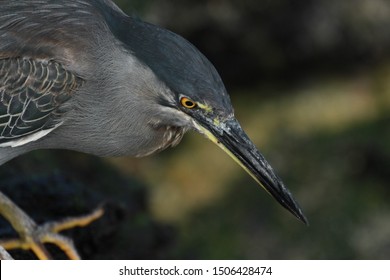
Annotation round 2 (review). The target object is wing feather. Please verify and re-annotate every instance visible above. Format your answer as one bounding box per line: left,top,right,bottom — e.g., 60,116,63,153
0,58,83,147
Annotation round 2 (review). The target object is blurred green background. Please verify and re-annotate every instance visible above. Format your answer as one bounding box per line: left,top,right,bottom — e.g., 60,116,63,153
1,0,390,259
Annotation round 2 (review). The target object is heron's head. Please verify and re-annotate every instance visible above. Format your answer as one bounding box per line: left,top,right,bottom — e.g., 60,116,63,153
111,15,308,224
169,79,308,225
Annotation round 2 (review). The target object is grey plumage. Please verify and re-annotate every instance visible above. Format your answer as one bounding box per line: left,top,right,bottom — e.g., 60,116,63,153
0,0,203,162
0,58,83,147
0,0,308,223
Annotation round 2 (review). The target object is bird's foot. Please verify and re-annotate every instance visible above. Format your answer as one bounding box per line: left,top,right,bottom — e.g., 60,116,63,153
0,191,104,260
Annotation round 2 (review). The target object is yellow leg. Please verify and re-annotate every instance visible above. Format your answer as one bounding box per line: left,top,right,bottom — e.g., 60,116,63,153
0,191,104,260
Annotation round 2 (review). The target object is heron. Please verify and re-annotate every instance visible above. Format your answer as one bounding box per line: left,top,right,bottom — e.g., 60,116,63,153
0,0,307,259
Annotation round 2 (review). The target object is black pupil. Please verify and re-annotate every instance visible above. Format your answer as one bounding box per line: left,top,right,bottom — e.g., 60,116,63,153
185,100,194,107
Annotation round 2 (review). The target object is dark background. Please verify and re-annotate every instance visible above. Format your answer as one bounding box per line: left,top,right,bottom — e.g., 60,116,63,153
1,0,389,259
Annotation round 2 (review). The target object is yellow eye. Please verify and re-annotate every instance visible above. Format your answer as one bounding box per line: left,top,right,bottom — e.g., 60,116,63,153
180,97,197,109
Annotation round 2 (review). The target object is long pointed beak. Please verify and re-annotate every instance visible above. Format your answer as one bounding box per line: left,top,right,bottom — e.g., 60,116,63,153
193,117,308,224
